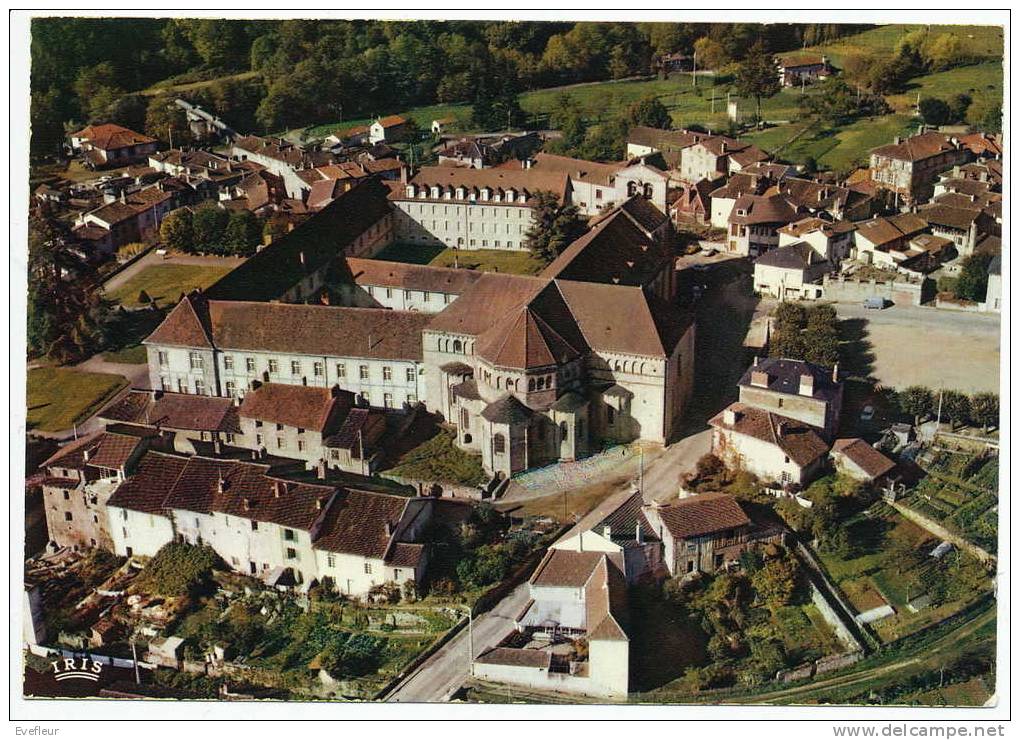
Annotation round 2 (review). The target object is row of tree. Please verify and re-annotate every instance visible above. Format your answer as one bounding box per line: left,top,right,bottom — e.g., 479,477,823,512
769,303,842,367
159,204,263,257
882,386,999,431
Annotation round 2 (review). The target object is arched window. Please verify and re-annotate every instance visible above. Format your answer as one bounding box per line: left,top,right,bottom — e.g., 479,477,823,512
453,339,462,353
528,378,536,391
614,360,621,371
493,433,506,454
537,377,545,390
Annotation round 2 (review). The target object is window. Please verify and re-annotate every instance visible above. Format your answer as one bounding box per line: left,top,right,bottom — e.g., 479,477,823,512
160,376,170,391
231,556,239,567
359,365,369,380
64,512,73,521
63,490,70,500
225,381,236,397
251,520,258,531
364,563,373,574
336,363,346,378
493,433,506,454
284,528,296,541
607,406,615,425
297,440,306,452
423,291,430,301
268,359,279,375
385,287,393,299
327,554,336,568
246,357,256,373
177,379,187,394
223,355,234,370
778,398,784,408
277,438,286,449
122,510,128,521
158,351,168,367
383,366,392,381
286,548,297,560
291,360,302,376
194,378,205,395
189,352,203,370
256,433,264,446
406,367,416,383
394,569,402,580
384,393,394,408
407,393,417,404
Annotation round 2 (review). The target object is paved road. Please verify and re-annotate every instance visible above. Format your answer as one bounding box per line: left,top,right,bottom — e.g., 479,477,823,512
639,429,713,503
386,584,532,703
834,302,1000,393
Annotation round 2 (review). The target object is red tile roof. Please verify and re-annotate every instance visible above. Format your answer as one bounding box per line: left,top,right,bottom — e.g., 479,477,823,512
345,257,481,294
652,492,751,539
871,132,959,163
311,489,416,559
710,403,830,468
239,383,350,433
832,438,896,479
530,549,605,587
72,123,156,151
99,390,239,433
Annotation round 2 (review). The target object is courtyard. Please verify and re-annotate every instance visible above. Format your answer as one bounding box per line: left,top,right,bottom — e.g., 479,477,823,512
373,242,545,276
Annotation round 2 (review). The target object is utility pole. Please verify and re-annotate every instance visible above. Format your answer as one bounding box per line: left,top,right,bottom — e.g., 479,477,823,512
467,607,475,677
936,388,944,428
692,51,697,88
131,633,141,685
168,123,173,151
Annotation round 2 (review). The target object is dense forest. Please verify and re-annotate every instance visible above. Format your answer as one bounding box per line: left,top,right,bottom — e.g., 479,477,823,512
29,18,873,156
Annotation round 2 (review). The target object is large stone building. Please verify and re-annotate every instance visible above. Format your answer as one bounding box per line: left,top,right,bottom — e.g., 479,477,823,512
524,152,670,215
68,123,158,169
869,132,970,205
737,357,843,439
144,294,431,411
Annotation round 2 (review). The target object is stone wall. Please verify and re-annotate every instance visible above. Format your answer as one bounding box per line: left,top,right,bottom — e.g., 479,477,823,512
822,275,927,306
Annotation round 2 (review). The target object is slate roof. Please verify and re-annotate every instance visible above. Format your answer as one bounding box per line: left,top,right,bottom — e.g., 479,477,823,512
481,394,535,424
710,403,830,468
147,295,429,362
652,492,751,539
738,357,841,402
832,438,896,479
754,242,829,271
99,390,239,433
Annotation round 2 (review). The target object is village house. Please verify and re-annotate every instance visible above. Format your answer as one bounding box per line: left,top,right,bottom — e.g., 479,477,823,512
230,135,339,199
550,489,663,584
97,389,240,454
475,548,629,698
339,257,482,313
752,241,830,301
777,216,856,265
626,126,707,169
706,163,794,228
709,403,830,487
852,212,930,268
726,192,800,257
679,136,768,183
917,202,995,257
370,115,410,145
982,255,1002,313
642,491,783,576
104,451,432,594
669,178,716,224
423,273,695,478
437,139,497,169
39,429,153,552
830,438,896,483
148,148,258,190
772,178,877,222
776,54,831,86
737,357,843,439
73,184,178,253
869,131,970,205
68,123,158,169
524,152,671,215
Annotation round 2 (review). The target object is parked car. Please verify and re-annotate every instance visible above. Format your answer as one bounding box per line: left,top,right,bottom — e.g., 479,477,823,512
863,297,886,310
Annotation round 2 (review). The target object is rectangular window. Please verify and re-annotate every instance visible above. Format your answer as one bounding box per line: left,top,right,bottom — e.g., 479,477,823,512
394,569,402,580
256,433,264,446
160,376,170,391
327,554,336,568
286,548,297,560
194,378,205,395
63,490,70,500
364,562,373,574
189,352,203,370
224,355,234,371
246,357,256,373
406,368,416,383
297,440,306,452
177,379,187,394
407,394,417,404
385,287,393,299
384,393,394,408
158,351,168,367
277,438,286,449
225,381,236,397
268,359,279,375
383,366,392,381
251,520,258,531
284,528,296,541
291,360,302,376
313,362,324,377
359,365,369,380
336,363,346,378
423,291,430,301
64,512,73,521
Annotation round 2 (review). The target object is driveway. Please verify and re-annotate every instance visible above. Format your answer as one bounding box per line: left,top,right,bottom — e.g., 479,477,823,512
386,584,532,703
834,302,1000,393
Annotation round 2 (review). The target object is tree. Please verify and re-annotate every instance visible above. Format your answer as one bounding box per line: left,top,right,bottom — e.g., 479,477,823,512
918,97,952,127
522,191,587,265
802,304,840,367
955,253,993,302
940,390,971,430
693,37,728,71
159,209,194,253
134,542,220,597
192,202,230,253
948,93,973,123
969,392,999,432
223,210,262,256
626,95,671,129
751,555,799,607
735,42,781,124
901,385,934,425
923,33,964,72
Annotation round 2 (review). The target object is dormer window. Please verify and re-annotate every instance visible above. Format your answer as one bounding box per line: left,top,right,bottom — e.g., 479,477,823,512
430,186,440,198
405,185,415,197
506,189,515,201
481,188,490,201
456,187,465,200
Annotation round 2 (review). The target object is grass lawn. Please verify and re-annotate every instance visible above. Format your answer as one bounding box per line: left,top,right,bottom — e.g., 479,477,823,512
27,367,129,432
105,263,237,308
101,344,149,364
382,429,487,487
373,242,545,276
807,24,1004,68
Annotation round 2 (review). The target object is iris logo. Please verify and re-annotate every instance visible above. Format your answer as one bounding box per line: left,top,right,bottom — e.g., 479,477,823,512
50,657,103,682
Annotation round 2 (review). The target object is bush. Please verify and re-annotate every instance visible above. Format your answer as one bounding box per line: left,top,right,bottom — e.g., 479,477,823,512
456,544,512,590
134,542,221,597
319,633,383,678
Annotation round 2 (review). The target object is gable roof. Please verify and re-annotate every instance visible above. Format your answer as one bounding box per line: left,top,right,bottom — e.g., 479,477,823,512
710,403,830,467
652,491,751,539
871,131,959,162
375,115,407,129
426,273,547,337
754,241,828,271
475,305,583,370
42,430,146,472
72,123,155,151
106,451,188,515
311,488,415,559
99,390,239,433
778,53,826,68
560,488,659,547
729,193,799,226
345,257,481,295
239,383,350,433
147,298,429,362
832,438,896,479
527,152,626,186
530,548,605,587
738,357,841,402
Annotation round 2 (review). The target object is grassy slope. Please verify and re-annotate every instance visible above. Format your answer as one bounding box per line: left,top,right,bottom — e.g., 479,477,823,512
27,367,128,432
806,24,1004,67
105,263,236,308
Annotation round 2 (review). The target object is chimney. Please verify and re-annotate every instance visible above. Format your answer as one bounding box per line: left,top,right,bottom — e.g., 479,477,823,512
316,459,327,479
299,251,306,268
894,136,902,146
217,475,228,493
315,497,324,511
832,362,840,383
400,165,408,184
751,370,770,388
753,356,759,367
635,522,643,545
384,522,394,537
83,448,91,462
720,141,727,154
242,497,251,511
799,373,815,397
723,407,739,426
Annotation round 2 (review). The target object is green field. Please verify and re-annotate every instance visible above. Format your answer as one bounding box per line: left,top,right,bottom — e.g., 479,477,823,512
806,24,1004,68
105,263,237,307
27,367,128,432
373,242,545,276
